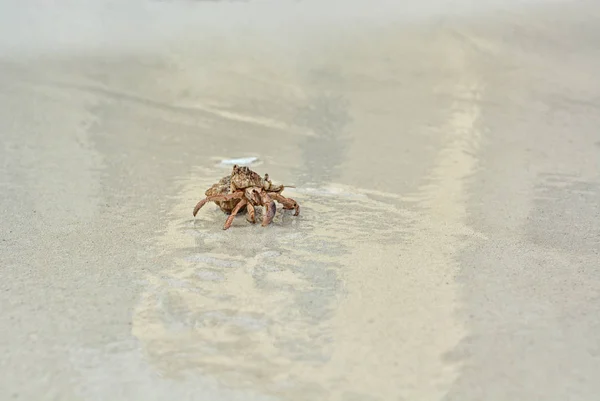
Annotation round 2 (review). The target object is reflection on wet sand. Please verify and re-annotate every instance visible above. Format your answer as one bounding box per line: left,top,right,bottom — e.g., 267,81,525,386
132,166,412,398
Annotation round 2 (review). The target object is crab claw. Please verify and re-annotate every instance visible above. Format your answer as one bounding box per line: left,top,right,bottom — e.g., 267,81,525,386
245,187,262,205
261,192,276,226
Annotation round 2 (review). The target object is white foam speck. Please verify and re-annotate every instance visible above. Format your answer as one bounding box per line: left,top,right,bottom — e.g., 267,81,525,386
218,157,260,167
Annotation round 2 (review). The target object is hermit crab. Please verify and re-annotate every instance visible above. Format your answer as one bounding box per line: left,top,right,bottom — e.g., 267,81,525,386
193,165,300,230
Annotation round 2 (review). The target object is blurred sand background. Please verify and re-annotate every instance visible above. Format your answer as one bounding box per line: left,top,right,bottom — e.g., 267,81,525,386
1,1,599,400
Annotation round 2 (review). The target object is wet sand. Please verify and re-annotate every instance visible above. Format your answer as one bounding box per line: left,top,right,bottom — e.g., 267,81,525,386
1,1,600,400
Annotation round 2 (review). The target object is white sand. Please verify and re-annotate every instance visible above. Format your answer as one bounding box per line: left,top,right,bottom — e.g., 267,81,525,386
1,1,599,400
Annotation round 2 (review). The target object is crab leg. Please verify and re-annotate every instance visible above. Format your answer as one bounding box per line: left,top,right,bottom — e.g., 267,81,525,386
246,203,257,224
270,193,300,216
223,198,248,230
193,192,244,217
260,192,276,227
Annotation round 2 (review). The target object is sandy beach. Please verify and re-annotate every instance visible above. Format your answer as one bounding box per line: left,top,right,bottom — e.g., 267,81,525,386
1,1,599,400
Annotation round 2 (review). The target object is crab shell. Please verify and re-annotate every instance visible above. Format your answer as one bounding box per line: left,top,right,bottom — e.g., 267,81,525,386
204,165,288,214
230,165,285,193
230,165,264,191
204,175,246,214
